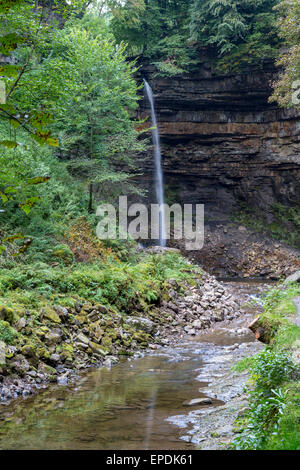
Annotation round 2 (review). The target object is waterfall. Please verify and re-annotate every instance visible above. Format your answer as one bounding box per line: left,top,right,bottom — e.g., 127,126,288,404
144,79,166,247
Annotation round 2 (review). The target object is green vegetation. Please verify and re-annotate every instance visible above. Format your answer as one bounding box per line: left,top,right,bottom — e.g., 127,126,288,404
190,0,280,73
231,283,300,450
0,251,199,314
270,0,300,107
233,203,300,248
108,0,281,75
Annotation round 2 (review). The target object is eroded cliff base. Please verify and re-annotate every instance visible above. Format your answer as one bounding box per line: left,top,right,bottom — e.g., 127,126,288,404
171,222,300,279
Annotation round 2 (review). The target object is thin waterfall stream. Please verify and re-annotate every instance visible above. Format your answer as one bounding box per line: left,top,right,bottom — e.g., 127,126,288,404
144,79,166,247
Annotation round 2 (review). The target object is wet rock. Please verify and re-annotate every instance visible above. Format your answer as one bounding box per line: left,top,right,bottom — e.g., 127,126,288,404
54,306,69,321
49,353,61,364
285,271,300,283
45,329,63,346
11,356,30,375
188,328,196,336
87,310,99,322
41,307,61,324
15,317,26,332
0,340,6,367
76,333,89,345
103,356,118,368
57,374,69,385
88,342,108,356
20,344,36,359
184,398,213,406
192,320,202,329
97,305,109,315
38,362,57,377
214,424,233,437
75,302,82,313
125,317,155,334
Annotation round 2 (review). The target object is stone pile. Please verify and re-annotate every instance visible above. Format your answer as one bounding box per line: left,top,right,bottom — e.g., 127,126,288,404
158,272,242,339
0,270,244,403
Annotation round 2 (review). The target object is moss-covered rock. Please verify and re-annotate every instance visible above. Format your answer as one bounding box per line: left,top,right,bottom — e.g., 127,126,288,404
0,320,18,345
101,335,112,352
0,305,18,324
41,307,61,324
52,244,74,266
89,342,109,356
20,343,36,358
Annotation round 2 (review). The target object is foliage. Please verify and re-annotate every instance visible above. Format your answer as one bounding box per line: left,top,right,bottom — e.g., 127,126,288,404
232,202,300,249
270,0,300,107
0,3,147,259
262,383,300,450
232,282,300,450
108,0,281,75
109,0,198,75
232,348,296,449
0,0,86,252
0,252,199,313
249,348,296,394
190,0,279,60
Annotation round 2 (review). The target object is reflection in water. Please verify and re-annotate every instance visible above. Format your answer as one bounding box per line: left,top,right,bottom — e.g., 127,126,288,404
145,388,157,450
0,282,261,450
0,343,213,450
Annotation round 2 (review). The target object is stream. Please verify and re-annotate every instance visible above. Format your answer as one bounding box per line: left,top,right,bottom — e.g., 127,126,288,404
0,282,266,450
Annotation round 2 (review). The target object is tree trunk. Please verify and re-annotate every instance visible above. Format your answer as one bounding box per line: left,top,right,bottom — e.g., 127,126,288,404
88,182,93,213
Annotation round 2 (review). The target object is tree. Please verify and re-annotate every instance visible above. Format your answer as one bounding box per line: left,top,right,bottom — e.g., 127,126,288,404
0,0,86,253
270,0,300,107
190,0,279,57
109,0,195,75
23,14,146,210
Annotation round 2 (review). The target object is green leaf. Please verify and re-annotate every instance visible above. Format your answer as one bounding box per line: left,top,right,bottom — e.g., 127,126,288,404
0,191,8,203
0,33,24,54
19,196,40,215
0,64,20,78
26,176,50,185
0,140,19,148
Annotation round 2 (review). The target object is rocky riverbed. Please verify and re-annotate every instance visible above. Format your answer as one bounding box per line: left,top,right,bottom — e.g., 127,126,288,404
0,281,268,449
0,266,248,403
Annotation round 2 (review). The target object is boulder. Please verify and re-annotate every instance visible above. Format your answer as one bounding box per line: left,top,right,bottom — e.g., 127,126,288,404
184,397,213,406
285,271,300,283
125,317,155,334
41,307,61,324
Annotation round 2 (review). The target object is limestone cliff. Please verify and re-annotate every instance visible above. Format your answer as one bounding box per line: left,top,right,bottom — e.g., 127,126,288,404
138,60,300,220
136,59,300,277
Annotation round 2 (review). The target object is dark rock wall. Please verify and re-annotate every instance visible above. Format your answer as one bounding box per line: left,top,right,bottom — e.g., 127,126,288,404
137,61,300,222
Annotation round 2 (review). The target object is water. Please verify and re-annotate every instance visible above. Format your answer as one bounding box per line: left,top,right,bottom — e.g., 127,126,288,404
144,79,166,247
0,282,263,450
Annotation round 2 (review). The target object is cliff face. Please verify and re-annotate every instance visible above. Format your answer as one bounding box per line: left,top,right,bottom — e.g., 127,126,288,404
138,61,300,222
